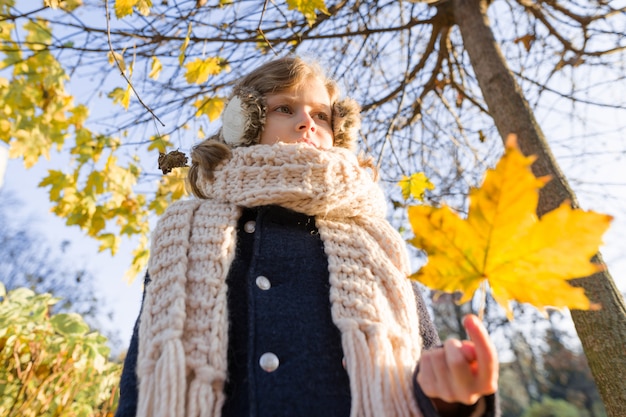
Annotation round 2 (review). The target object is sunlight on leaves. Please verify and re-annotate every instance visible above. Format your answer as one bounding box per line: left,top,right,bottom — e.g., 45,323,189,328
407,136,612,319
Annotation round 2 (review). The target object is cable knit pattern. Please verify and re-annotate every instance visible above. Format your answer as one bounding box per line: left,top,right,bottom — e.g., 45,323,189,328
137,143,423,417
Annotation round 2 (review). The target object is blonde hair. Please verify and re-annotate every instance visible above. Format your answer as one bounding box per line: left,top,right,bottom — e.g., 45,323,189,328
188,57,362,198
237,56,340,103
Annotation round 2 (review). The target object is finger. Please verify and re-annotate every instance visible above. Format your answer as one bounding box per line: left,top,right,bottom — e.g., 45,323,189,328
463,314,499,393
418,349,458,403
460,340,476,362
417,351,440,399
459,341,478,375
443,338,476,401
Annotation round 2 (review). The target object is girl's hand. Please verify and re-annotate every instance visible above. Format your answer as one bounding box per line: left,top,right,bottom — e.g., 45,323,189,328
416,314,499,408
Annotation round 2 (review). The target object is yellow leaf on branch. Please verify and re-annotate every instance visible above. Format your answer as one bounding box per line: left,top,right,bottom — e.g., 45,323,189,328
107,51,126,71
115,0,151,18
108,86,132,110
126,235,150,282
10,127,52,167
179,23,192,66
25,19,52,51
148,56,162,80
44,0,62,8
286,0,329,26
407,136,612,318
149,166,189,215
147,134,173,153
115,0,135,18
98,233,120,255
398,172,435,201
193,96,225,121
135,0,152,16
184,57,229,85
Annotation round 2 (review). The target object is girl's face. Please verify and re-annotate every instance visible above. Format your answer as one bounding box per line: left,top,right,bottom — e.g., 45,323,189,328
260,76,334,149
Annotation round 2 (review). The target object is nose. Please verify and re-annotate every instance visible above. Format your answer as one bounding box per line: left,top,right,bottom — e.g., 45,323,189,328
297,111,316,132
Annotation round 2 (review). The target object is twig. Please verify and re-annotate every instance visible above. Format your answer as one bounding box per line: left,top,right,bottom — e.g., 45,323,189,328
256,0,278,56
104,0,165,127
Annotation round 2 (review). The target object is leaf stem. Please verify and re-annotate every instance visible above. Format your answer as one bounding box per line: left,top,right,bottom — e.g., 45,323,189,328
478,280,487,321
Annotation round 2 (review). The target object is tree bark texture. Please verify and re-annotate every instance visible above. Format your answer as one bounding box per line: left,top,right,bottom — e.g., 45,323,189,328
448,0,626,414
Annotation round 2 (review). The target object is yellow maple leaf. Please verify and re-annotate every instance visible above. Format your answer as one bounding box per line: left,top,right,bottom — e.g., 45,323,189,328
135,0,152,16
11,127,51,167
107,51,126,71
114,0,149,18
398,172,435,201
193,96,225,121
115,0,137,18
125,235,150,282
184,57,228,85
98,233,120,255
147,134,173,153
25,19,52,51
69,104,89,128
286,0,329,26
407,136,612,318
60,0,83,12
108,86,131,109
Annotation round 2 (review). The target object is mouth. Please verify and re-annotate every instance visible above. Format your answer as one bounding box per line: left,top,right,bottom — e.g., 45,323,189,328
297,138,317,147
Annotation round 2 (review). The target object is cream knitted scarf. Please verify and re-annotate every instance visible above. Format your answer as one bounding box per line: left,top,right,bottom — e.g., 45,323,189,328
137,143,423,417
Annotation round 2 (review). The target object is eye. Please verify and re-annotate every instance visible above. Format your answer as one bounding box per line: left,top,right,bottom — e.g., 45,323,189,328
315,112,330,121
275,105,291,114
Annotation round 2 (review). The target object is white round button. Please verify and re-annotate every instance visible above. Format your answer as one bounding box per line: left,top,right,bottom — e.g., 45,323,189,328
256,276,271,290
259,352,279,372
243,220,256,233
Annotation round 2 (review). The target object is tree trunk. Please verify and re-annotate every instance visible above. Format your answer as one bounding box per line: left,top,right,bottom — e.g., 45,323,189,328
448,0,626,414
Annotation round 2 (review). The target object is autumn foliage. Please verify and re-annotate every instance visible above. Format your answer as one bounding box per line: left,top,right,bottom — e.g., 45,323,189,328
0,283,121,417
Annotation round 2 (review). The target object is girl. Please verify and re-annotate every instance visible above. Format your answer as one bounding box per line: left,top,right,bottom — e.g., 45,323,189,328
115,57,499,417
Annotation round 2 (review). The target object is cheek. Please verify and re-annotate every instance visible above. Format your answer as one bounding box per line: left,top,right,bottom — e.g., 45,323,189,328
259,121,282,145
323,124,335,139
260,132,279,145
320,130,335,149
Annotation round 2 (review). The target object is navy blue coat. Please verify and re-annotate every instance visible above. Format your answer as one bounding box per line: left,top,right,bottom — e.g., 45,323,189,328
115,205,496,417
